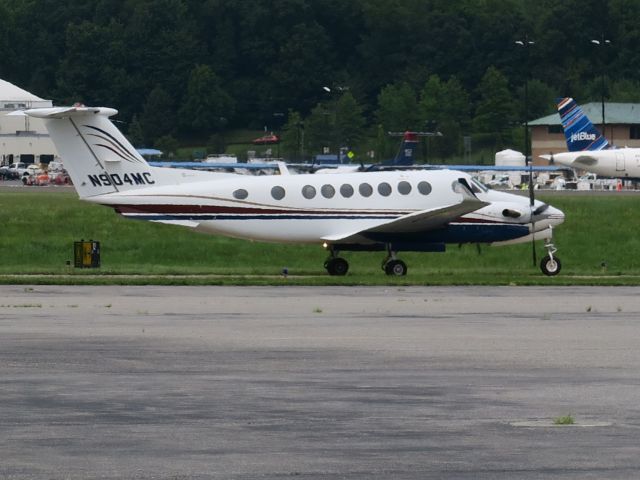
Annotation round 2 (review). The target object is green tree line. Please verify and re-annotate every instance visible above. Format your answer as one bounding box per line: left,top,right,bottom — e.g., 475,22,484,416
1,0,639,160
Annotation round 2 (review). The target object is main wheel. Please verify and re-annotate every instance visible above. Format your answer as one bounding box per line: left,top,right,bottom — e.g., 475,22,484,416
384,259,407,276
325,257,349,276
540,255,561,276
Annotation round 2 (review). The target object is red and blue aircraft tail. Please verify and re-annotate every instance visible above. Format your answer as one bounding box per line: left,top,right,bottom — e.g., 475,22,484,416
392,131,420,165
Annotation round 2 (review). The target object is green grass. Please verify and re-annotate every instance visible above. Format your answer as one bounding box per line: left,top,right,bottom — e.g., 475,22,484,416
1,190,640,285
553,415,575,425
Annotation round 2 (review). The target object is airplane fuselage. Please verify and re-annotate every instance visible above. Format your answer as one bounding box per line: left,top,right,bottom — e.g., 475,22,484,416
549,148,640,179
90,168,563,248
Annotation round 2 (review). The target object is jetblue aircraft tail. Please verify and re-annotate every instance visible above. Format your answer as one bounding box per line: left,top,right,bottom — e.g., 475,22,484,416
23,106,214,198
557,97,610,152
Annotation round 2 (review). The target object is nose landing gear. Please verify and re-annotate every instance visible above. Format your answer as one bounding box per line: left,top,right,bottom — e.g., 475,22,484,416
540,228,561,276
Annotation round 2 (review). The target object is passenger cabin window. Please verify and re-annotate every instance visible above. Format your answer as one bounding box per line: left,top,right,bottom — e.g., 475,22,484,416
417,181,432,195
271,186,286,200
451,181,465,193
340,184,354,198
359,183,373,197
302,185,316,199
233,189,248,200
397,181,411,195
378,182,392,196
321,184,335,198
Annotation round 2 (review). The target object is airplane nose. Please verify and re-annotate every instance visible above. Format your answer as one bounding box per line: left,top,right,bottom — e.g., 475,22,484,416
545,205,565,226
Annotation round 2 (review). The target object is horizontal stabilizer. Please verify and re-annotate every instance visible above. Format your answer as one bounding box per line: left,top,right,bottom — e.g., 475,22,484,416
24,106,118,119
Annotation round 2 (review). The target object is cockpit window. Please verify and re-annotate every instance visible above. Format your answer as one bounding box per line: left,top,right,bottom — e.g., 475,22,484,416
470,177,489,193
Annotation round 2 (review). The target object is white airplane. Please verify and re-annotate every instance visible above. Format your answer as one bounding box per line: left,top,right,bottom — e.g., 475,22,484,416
22,105,565,276
540,97,640,179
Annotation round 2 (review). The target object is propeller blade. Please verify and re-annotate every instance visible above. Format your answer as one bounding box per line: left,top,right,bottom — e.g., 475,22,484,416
528,157,537,266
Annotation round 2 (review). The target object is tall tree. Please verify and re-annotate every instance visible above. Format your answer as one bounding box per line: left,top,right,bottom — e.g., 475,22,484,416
419,75,470,157
140,86,175,145
472,66,516,149
179,65,235,135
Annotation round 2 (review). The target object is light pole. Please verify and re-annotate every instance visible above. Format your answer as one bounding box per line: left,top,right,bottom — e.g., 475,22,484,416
515,36,534,166
590,35,611,137
516,34,536,267
323,86,348,162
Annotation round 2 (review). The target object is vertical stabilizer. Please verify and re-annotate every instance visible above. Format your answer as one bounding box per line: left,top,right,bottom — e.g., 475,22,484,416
556,97,610,152
24,106,157,198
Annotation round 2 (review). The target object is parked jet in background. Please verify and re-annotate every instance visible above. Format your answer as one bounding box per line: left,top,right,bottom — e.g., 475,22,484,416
541,97,640,179
21,105,565,276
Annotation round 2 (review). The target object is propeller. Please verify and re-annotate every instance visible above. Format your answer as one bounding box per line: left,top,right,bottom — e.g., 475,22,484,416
548,152,555,165
528,155,537,267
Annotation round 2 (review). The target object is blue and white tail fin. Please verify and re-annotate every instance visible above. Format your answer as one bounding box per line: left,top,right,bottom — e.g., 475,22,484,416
556,97,610,152
23,106,179,198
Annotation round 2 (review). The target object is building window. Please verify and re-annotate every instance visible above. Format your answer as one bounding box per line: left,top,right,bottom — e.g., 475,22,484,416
302,185,316,199
321,184,335,198
548,125,563,135
630,125,640,139
271,186,286,200
20,154,35,164
359,183,373,197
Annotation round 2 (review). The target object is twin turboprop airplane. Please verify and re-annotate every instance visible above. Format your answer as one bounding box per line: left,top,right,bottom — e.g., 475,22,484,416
541,97,640,179
23,105,565,276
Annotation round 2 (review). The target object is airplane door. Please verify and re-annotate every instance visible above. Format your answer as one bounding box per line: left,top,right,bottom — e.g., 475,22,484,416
616,152,625,171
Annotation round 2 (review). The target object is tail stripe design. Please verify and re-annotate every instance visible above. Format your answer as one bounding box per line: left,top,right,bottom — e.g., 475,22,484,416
84,125,144,164
557,97,609,151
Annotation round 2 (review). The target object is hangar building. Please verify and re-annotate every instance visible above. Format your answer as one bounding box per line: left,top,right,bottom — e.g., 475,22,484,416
530,101,640,165
0,79,57,166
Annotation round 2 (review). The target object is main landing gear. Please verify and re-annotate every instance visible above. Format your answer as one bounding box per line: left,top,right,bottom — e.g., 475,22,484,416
324,256,349,276
324,244,408,277
381,246,407,276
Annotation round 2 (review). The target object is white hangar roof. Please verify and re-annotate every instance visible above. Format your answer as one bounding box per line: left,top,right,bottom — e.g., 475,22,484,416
0,78,51,106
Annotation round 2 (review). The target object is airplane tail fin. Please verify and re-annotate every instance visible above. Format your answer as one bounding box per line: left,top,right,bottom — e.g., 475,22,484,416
391,131,419,165
556,97,610,152
23,106,161,198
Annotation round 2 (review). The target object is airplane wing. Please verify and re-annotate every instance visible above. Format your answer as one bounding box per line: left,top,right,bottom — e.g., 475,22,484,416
322,189,488,243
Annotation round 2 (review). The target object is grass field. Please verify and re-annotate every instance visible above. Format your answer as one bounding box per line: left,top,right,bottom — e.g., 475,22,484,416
1,188,639,285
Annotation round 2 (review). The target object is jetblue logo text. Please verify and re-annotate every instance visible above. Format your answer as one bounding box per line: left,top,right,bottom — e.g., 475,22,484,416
88,172,154,187
570,132,596,142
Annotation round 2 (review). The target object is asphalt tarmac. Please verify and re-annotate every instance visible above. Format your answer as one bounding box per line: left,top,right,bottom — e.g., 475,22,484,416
1,285,640,479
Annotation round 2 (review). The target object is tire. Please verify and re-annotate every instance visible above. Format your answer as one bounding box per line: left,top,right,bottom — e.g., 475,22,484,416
384,259,407,276
325,257,349,276
540,255,561,276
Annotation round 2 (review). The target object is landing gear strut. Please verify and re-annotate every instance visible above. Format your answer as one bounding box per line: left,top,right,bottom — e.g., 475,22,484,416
381,245,407,276
540,227,561,276
324,248,349,276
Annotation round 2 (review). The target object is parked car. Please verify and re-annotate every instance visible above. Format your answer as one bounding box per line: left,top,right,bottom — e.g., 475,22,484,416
6,162,29,179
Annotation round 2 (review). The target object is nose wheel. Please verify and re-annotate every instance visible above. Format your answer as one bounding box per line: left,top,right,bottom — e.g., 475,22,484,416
540,229,561,276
